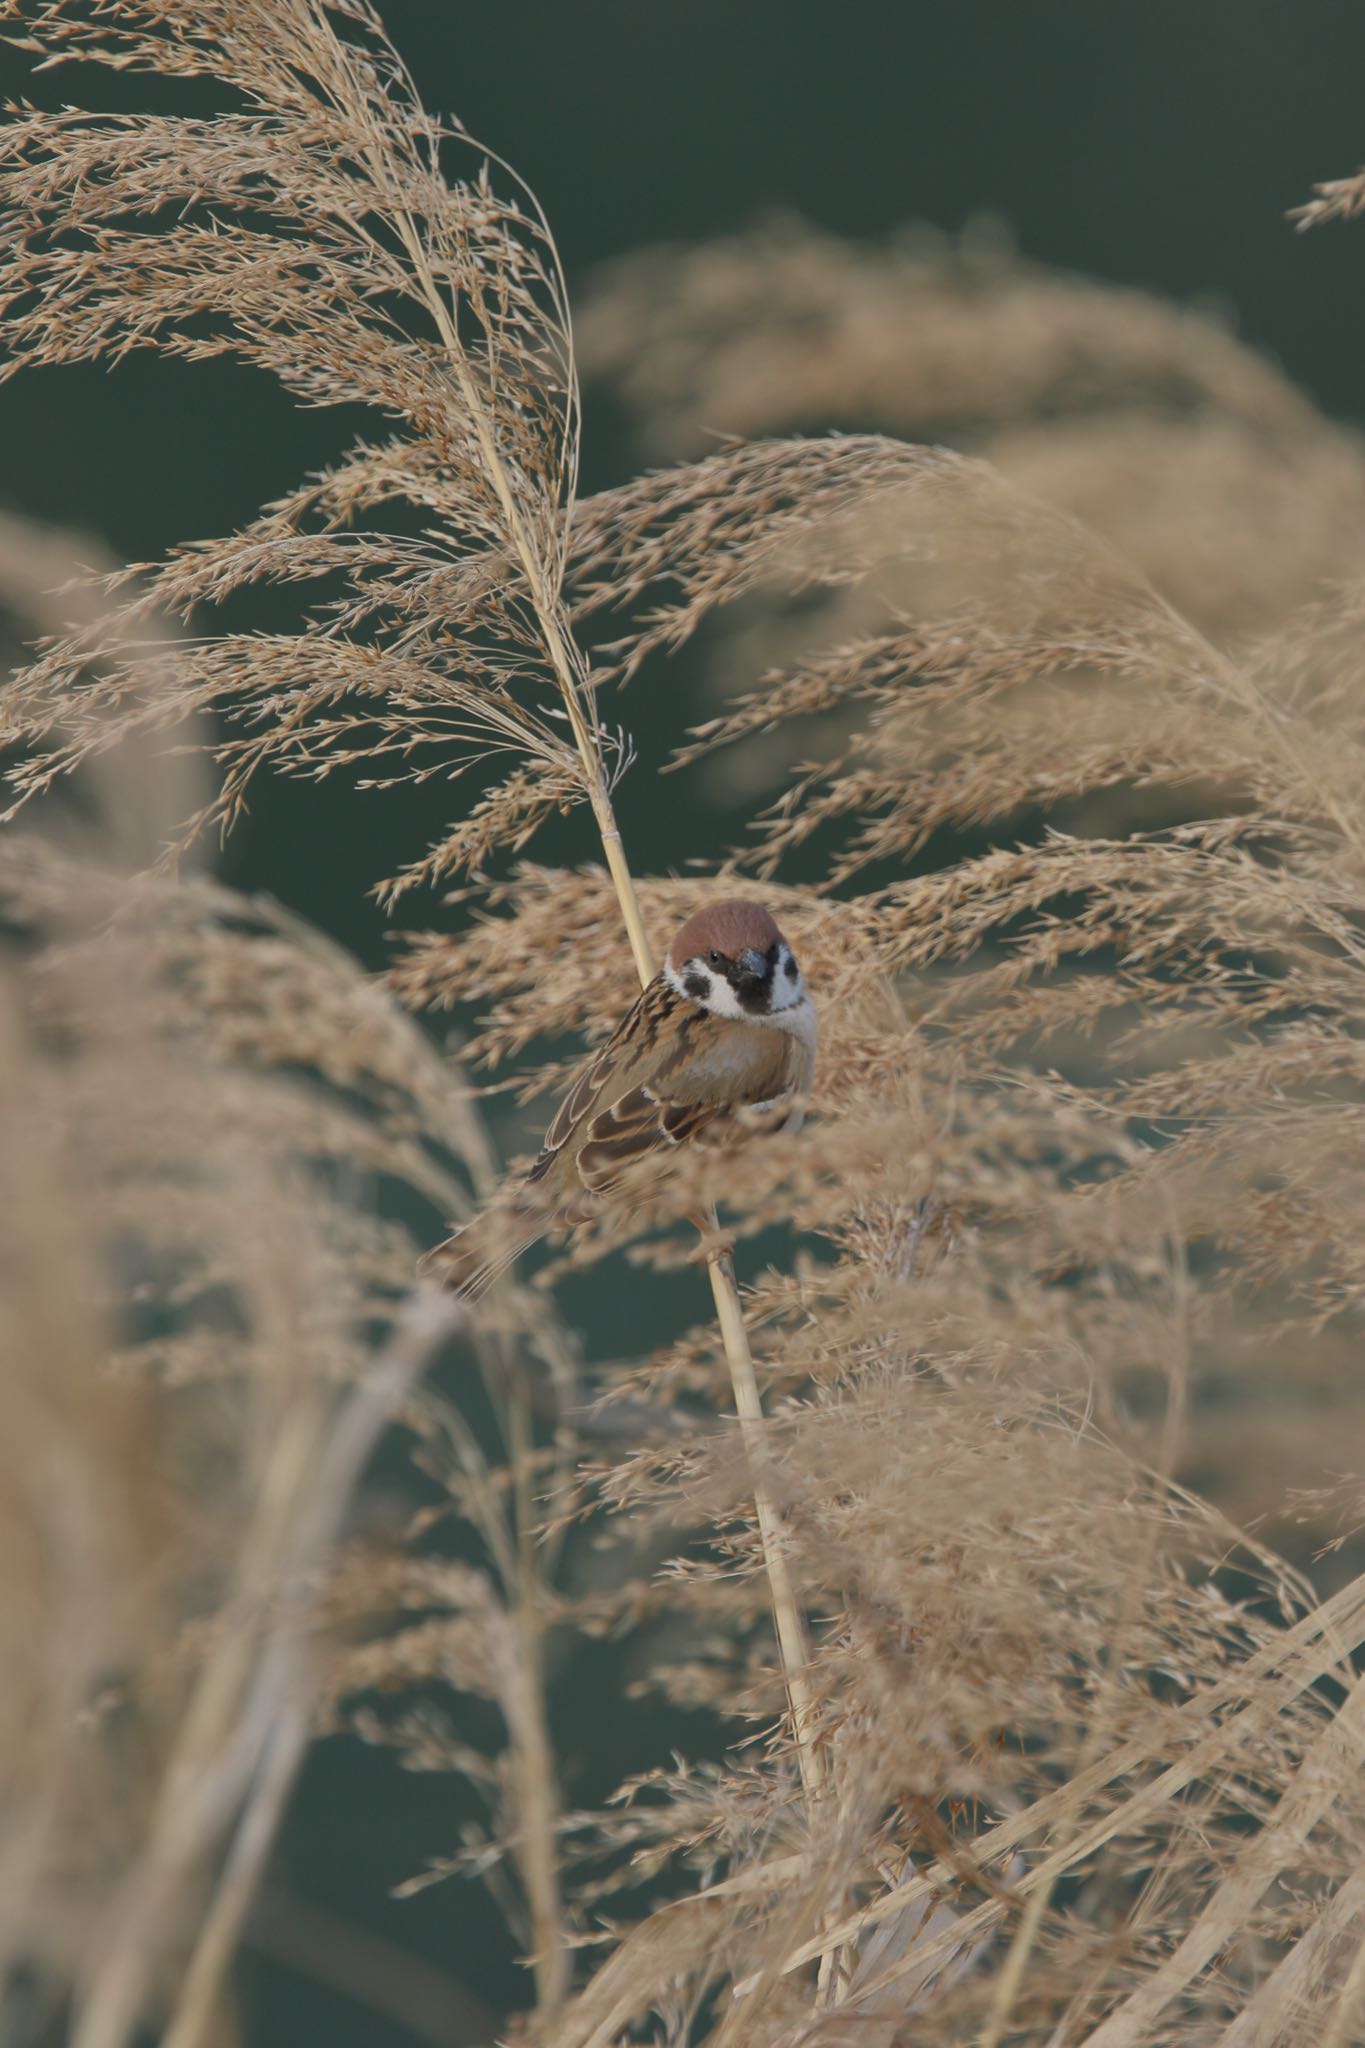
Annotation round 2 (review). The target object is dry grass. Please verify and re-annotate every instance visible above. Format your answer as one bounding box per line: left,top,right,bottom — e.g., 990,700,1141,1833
4,5,1365,2045
579,217,1365,644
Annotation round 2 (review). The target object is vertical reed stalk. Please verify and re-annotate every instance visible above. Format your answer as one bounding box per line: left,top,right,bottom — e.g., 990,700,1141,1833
76,1297,457,2048
505,1387,573,2018
373,148,826,1804
554,656,826,1805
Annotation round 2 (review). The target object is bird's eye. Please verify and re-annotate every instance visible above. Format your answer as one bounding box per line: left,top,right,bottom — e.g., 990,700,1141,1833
707,949,724,969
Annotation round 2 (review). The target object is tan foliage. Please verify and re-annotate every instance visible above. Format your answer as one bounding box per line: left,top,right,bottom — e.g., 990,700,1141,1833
3,7,1365,2047
579,218,1365,642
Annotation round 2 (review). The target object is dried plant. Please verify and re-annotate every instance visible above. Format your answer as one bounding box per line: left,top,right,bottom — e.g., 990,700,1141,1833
0,0,831,1896
0,835,467,2039
1294,169,1365,233
5,7,1365,2047
579,217,1365,643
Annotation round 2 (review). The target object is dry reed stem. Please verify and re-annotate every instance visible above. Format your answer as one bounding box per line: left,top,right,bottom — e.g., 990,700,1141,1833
973,1234,1192,2048
574,818,827,1811
505,1386,572,2015
1321,1914,1365,2048
1218,1863,1365,2048
1074,1662,1365,2047
736,1559,1365,1993
344,38,829,1818
332,41,831,1977
72,1292,460,2048
71,1406,332,2048
284,31,589,2012
160,1706,311,2048
705,1221,826,1797
8,10,1365,2032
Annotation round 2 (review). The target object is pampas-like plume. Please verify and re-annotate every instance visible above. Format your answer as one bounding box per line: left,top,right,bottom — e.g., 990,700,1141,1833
0,0,822,2029
578,218,1365,642
6,7,1365,2045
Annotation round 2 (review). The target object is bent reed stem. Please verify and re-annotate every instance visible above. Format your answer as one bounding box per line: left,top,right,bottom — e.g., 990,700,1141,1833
519,505,829,1807
705,1217,827,1799
381,146,827,1803
557,658,826,1802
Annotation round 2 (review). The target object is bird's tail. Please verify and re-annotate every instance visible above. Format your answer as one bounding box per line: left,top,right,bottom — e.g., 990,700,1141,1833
418,1187,556,1301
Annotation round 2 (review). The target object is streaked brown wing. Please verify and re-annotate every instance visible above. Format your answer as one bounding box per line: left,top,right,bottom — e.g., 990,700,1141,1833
528,974,800,1201
531,977,684,1178
576,1086,723,1195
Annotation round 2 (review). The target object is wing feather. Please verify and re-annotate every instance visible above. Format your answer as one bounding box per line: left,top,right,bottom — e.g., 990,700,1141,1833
527,973,805,1200
535,978,679,1165
577,1087,722,1194
425,970,812,1291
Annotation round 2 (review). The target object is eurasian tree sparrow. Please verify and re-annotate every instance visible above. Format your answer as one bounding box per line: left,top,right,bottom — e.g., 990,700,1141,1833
422,899,816,1296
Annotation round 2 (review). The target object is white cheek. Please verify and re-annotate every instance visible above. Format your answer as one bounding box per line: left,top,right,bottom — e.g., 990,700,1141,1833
768,950,807,1014
664,960,745,1019
700,974,747,1021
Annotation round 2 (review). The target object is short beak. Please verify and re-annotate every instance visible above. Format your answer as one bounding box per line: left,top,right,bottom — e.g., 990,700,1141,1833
734,947,768,996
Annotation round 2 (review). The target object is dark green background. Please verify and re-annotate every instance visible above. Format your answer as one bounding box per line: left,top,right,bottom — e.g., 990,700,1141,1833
5,5,1365,2042
4,0,1365,966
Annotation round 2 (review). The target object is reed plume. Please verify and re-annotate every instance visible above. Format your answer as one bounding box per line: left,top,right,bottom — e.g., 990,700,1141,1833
4,6,1365,2045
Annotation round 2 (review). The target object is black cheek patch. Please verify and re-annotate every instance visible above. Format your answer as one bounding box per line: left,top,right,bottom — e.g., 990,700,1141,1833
785,956,800,982
683,971,709,1001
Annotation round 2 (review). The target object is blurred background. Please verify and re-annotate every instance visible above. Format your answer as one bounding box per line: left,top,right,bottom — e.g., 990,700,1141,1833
4,0,1365,960
4,3,1365,2041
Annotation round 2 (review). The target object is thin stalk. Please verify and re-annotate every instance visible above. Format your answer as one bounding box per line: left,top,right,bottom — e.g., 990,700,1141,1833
372,145,825,1801
161,1700,311,2048
551,688,826,1801
339,98,653,990
568,697,826,1803
706,1221,825,1796
975,1231,1191,2048
506,1388,572,2018
81,1296,457,2048
1322,1907,1365,2048
1221,1864,1365,2048
72,1396,331,2048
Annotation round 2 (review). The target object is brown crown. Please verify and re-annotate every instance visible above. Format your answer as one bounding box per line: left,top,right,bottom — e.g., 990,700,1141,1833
666,899,785,971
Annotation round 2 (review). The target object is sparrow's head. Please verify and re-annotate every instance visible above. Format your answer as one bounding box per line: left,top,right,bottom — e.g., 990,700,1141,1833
664,899,810,1026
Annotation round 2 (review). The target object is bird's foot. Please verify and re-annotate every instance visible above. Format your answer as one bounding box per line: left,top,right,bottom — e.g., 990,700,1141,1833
686,1214,735,1265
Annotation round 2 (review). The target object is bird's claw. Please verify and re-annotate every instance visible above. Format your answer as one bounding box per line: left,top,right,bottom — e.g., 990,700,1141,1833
686,1216,735,1265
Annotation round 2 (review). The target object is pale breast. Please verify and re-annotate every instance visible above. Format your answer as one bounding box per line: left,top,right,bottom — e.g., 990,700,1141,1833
670,1013,804,1105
